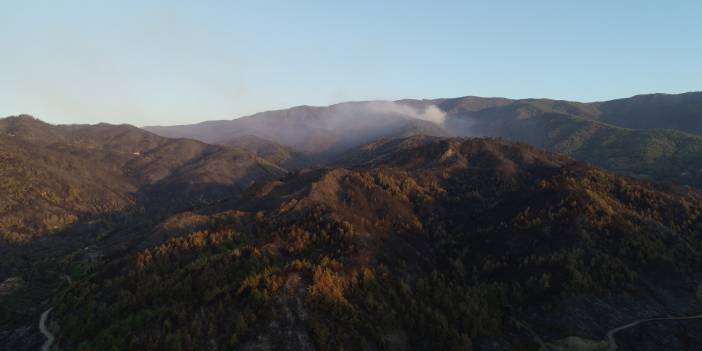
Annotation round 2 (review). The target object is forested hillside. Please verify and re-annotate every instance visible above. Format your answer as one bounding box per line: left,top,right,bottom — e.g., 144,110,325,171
0,116,285,242
3,104,702,350
47,137,702,350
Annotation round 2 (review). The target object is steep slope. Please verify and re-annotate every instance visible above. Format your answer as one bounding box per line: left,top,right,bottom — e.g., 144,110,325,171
0,116,286,242
50,137,702,350
0,133,136,242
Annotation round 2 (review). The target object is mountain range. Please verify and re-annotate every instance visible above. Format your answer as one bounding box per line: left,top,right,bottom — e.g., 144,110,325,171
1,91,702,351
146,92,702,187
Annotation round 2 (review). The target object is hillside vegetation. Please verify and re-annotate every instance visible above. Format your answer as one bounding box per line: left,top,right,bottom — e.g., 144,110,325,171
50,137,702,350
0,116,285,242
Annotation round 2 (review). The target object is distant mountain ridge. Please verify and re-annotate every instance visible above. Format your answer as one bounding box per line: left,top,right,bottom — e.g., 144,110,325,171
145,101,449,158
593,92,702,133
145,91,702,187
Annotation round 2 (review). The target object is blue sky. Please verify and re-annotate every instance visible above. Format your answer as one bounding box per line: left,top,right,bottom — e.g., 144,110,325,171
1,0,700,125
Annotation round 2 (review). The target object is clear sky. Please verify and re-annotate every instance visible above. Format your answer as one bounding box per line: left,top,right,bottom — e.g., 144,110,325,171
1,0,700,126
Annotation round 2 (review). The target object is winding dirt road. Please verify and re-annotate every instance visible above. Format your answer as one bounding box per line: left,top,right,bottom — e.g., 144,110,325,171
604,313,702,351
548,312,702,351
39,308,54,351
37,275,72,350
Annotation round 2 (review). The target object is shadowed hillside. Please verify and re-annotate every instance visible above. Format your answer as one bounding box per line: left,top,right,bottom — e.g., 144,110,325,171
0,116,286,242
45,137,702,350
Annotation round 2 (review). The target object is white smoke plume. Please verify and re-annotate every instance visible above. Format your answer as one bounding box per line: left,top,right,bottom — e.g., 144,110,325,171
418,105,446,125
362,101,446,126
